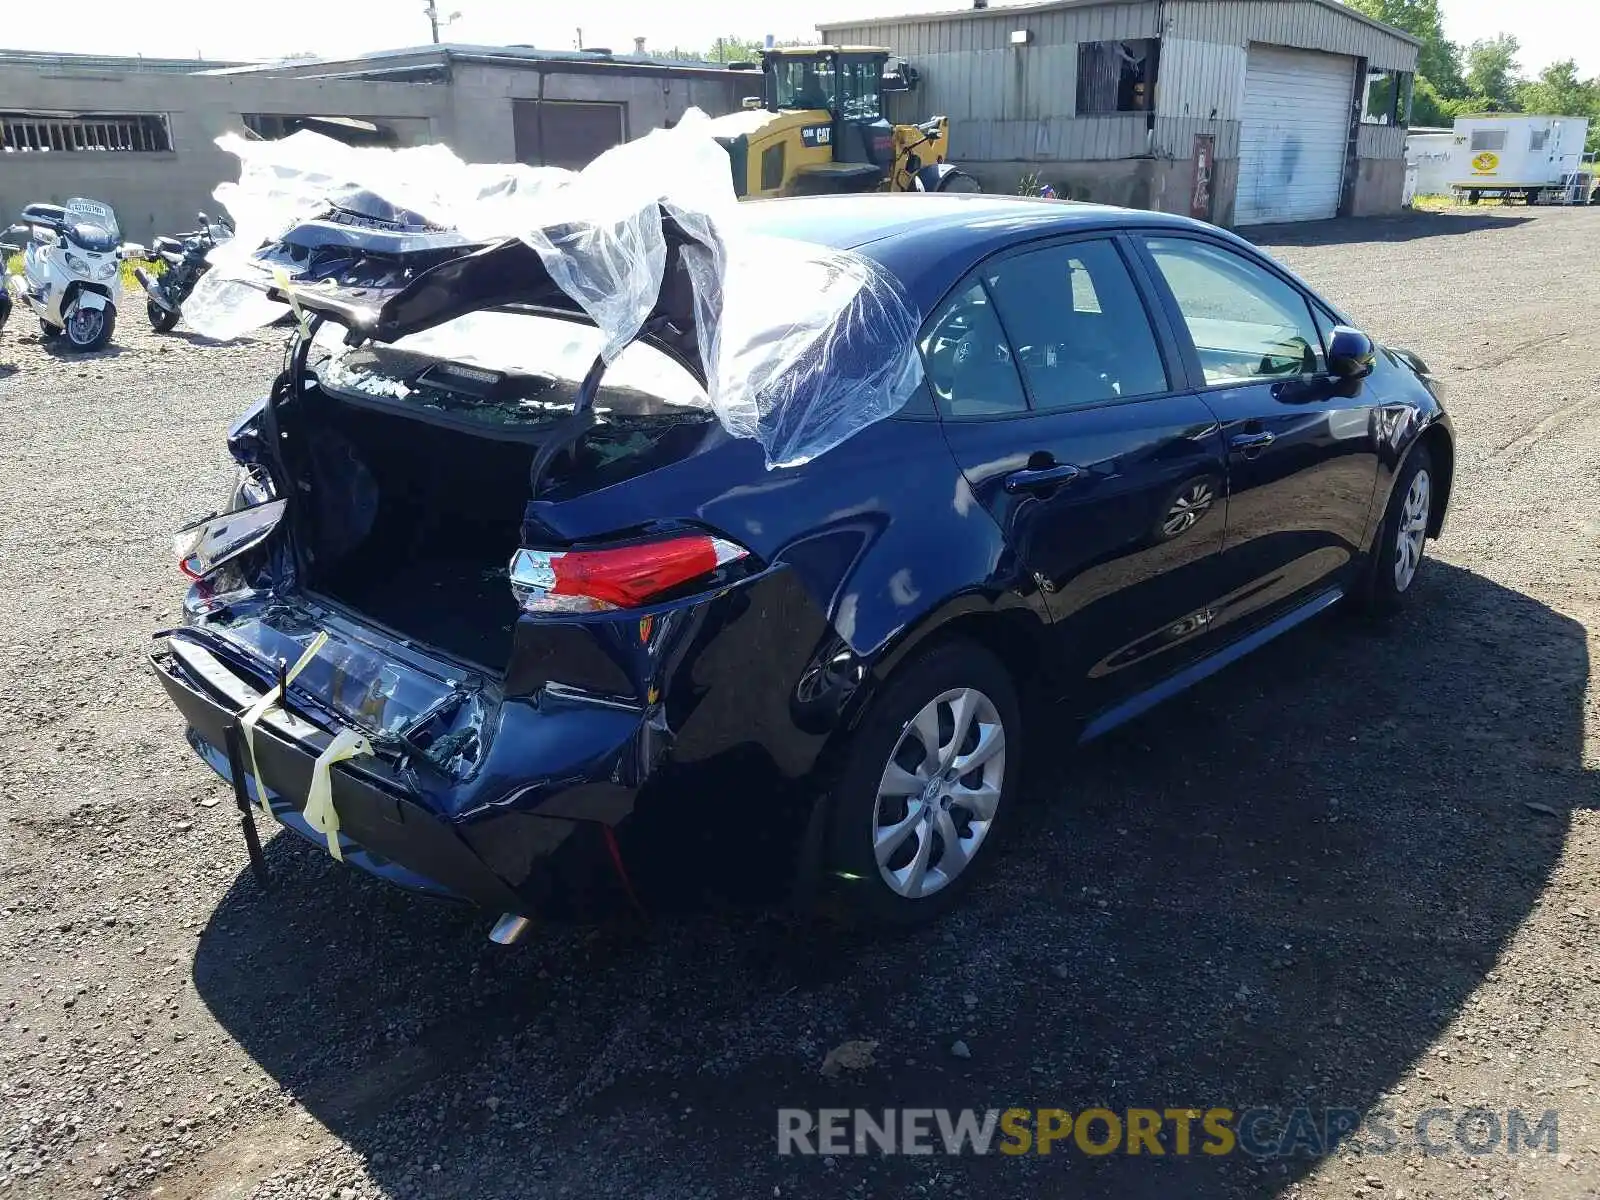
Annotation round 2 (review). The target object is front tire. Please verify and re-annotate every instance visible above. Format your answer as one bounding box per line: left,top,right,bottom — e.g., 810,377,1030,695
1355,445,1433,616
936,170,982,194
825,640,1021,927
147,300,180,333
64,303,114,352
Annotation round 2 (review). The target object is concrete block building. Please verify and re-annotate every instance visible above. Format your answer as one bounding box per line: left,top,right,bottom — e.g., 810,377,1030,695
0,46,753,240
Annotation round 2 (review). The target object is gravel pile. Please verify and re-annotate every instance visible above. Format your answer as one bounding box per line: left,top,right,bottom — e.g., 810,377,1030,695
1,209,1596,1199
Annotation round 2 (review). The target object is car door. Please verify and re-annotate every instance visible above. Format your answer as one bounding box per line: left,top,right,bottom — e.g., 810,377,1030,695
926,234,1231,717
1133,234,1381,638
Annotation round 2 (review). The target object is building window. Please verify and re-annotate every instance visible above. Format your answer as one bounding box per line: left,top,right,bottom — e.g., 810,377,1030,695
1470,128,1506,153
1362,69,1414,126
242,114,399,146
1076,40,1157,115
0,111,171,152
1529,128,1549,151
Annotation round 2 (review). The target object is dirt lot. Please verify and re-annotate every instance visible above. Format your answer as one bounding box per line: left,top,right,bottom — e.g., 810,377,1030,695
1,207,1597,1200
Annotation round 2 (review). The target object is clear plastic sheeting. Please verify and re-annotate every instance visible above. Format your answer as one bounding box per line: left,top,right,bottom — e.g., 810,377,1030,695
184,112,925,467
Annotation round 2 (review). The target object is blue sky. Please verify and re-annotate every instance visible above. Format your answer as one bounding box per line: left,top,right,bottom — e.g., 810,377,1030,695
5,0,1595,77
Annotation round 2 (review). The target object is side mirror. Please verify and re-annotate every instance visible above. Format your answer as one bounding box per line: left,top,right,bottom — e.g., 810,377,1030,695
1327,325,1376,380
6,224,27,236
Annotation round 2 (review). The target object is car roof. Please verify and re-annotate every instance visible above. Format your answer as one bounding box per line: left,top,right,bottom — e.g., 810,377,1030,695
731,193,1229,311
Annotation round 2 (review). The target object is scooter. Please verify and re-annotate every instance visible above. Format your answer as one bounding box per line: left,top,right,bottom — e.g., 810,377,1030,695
3,197,141,352
135,211,233,333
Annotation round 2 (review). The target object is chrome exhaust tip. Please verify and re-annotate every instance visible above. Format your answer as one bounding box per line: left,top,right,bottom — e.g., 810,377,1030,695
487,913,532,945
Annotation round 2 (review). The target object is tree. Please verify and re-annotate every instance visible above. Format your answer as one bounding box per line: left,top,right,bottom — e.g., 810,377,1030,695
1518,60,1590,117
1517,60,1600,153
1345,0,1463,96
655,36,810,64
1464,34,1521,108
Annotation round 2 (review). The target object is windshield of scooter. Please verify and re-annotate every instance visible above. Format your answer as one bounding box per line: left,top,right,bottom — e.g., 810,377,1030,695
63,197,121,252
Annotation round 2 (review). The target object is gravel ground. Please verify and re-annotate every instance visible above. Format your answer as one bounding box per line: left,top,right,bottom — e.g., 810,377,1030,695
1,207,1597,1200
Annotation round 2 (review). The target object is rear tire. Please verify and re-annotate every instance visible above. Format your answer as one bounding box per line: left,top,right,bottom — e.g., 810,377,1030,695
1353,445,1433,617
824,640,1021,927
147,300,180,333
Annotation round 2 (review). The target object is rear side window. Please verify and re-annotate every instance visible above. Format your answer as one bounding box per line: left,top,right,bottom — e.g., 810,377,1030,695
1144,237,1324,385
919,282,1029,418
983,238,1169,411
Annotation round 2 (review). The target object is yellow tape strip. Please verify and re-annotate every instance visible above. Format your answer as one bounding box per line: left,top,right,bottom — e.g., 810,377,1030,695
238,631,328,824
271,265,313,340
304,728,372,862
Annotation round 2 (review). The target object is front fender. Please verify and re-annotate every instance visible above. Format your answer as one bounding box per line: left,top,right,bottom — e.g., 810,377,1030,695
1360,398,1454,555
70,286,110,312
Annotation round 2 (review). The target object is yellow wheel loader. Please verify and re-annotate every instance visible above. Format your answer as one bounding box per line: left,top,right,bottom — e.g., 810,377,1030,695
706,46,981,199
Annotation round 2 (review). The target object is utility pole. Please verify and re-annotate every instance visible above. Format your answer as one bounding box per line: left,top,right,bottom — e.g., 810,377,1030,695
423,0,460,44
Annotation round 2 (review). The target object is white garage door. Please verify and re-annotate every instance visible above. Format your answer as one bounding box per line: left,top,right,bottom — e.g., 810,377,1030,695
1236,46,1356,225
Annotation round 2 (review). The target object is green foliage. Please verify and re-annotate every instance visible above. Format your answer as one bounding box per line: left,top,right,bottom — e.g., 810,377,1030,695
1409,76,1452,126
1345,3,1600,153
655,36,811,64
1016,171,1051,197
1465,34,1521,107
1345,0,1463,96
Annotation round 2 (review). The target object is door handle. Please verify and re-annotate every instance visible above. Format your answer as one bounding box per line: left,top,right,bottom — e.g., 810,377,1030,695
1229,431,1276,454
1004,462,1082,494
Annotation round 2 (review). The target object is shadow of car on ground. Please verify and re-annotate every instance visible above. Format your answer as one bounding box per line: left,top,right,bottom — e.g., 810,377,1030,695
192,560,1592,1198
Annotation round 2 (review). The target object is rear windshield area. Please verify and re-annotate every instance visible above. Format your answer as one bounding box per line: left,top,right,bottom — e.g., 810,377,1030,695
307,310,711,431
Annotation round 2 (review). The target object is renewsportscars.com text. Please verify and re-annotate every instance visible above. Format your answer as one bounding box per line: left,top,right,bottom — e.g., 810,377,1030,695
778,1107,1560,1158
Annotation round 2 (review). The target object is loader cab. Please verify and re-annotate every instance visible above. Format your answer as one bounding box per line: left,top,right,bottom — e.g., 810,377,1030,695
763,47,906,187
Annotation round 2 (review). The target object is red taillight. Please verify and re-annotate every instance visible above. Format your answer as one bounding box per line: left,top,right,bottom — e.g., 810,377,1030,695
509,535,748,613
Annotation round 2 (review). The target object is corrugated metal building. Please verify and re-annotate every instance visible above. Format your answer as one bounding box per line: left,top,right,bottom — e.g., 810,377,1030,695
821,0,1419,224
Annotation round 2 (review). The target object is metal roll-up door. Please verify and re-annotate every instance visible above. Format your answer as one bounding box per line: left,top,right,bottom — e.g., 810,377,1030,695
512,100,626,170
1236,46,1356,225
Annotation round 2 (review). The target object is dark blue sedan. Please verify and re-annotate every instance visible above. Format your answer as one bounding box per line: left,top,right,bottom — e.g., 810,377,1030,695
152,193,1453,936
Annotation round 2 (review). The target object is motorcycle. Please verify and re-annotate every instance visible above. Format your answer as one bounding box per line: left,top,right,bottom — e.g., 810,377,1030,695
3,197,141,352
135,211,233,333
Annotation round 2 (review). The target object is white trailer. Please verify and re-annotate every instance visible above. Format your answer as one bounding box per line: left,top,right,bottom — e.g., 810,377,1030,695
1449,114,1595,205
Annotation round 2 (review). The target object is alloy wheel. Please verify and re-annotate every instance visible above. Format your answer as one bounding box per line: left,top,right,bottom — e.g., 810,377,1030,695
871,687,1005,899
66,306,104,348
1162,480,1215,538
1393,468,1431,592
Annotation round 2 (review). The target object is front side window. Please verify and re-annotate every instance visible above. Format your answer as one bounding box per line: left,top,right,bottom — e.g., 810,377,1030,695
772,57,838,111
983,239,1169,411
840,59,884,121
1144,238,1324,385
919,282,1028,419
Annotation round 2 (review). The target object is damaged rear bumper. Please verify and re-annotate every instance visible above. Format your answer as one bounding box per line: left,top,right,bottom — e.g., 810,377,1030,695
151,629,656,916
